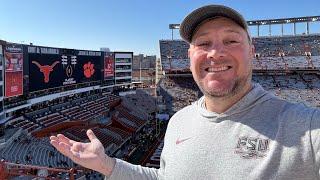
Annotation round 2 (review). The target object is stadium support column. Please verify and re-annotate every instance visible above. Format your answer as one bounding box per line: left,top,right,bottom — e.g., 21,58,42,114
281,24,284,36
257,25,260,37
0,44,4,132
171,29,174,40
306,22,310,35
140,57,142,82
293,23,296,35
269,24,271,36
156,115,159,137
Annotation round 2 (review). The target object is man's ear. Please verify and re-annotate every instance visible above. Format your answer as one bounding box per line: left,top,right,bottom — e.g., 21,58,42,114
188,47,192,71
250,44,255,59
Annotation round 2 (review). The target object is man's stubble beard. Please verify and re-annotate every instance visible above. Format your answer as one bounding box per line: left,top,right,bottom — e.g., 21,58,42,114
195,70,252,100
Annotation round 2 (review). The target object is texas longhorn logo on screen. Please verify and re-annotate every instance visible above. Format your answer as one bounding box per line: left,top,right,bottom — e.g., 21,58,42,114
32,61,60,83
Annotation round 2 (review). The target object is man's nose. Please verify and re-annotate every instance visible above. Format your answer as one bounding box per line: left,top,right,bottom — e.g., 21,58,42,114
207,43,226,60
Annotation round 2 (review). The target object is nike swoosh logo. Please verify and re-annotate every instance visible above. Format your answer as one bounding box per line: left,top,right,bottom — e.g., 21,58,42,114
176,137,192,145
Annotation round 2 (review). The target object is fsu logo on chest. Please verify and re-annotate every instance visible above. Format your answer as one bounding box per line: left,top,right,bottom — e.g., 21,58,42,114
235,136,270,159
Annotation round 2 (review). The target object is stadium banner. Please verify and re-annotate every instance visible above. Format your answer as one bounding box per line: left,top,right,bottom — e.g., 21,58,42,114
4,44,23,97
28,46,103,92
104,52,114,79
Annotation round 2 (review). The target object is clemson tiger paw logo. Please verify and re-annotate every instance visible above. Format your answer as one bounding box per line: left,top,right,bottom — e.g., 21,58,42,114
83,62,95,78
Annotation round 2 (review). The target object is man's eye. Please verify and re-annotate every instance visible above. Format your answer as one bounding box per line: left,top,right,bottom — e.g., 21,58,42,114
197,42,210,46
226,40,239,44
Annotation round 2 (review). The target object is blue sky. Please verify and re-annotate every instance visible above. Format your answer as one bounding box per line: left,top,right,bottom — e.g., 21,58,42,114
1,0,320,57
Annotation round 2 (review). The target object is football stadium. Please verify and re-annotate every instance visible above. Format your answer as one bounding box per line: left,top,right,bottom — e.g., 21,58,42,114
0,13,320,179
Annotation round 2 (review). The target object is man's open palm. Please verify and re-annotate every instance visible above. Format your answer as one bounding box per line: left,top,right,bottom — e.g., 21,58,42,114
50,129,115,175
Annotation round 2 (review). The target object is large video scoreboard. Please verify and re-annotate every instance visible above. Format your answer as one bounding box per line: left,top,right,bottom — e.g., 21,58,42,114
1,42,131,96
27,46,102,92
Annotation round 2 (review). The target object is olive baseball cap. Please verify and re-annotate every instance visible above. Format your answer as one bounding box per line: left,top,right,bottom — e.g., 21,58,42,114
180,5,249,43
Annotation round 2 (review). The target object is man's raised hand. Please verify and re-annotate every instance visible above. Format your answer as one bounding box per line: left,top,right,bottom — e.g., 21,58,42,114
50,129,116,176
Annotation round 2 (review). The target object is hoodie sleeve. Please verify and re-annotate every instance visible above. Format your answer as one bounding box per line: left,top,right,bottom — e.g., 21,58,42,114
105,158,161,180
309,109,320,176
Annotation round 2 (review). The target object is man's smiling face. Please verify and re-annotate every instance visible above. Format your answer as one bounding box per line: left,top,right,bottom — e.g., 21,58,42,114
188,17,254,99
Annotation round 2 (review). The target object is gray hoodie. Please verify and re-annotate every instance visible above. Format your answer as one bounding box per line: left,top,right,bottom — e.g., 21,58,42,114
107,83,320,180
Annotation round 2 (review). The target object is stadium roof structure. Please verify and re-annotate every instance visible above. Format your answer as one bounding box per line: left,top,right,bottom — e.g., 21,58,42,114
169,16,320,29
247,16,320,26
169,15,320,38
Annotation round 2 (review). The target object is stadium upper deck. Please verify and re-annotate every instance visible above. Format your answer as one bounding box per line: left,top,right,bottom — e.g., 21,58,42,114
159,34,320,72
161,15,320,73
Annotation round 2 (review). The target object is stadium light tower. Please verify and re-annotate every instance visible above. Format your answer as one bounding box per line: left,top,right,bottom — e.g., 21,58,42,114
169,24,180,40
